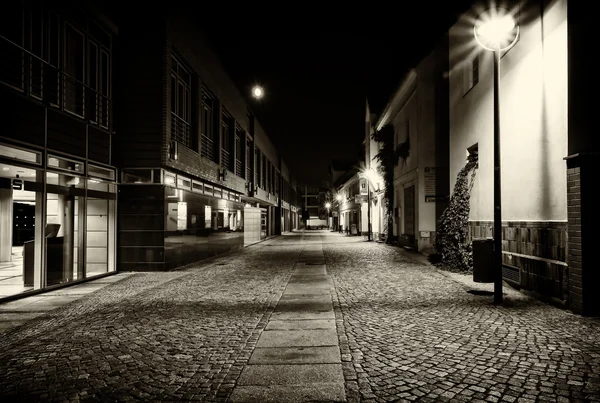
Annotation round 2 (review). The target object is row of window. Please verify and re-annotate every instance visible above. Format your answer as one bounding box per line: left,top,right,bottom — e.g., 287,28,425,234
1,1,112,128
169,53,282,198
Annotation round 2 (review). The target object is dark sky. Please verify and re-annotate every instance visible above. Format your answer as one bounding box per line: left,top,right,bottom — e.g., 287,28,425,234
204,2,474,185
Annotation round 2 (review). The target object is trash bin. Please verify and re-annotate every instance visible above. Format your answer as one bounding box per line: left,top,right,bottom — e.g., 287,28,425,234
472,238,494,283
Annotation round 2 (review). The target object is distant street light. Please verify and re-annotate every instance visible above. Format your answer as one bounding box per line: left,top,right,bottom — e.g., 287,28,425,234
474,8,519,305
336,194,343,232
252,85,264,99
325,202,332,229
361,168,383,242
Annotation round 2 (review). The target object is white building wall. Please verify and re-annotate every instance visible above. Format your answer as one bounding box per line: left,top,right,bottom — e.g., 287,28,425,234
449,0,568,222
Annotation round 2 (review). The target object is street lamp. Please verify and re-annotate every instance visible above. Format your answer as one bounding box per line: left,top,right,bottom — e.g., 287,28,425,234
325,202,331,230
361,168,382,242
336,194,342,232
252,85,264,100
474,9,519,305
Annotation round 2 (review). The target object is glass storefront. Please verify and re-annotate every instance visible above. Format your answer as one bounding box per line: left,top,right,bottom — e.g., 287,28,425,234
0,143,117,299
164,186,245,270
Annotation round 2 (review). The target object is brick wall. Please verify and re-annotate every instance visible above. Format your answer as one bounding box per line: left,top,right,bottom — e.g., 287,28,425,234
566,154,599,316
469,221,568,301
566,166,582,312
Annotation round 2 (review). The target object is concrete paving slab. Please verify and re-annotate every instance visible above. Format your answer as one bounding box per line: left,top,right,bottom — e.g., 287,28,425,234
228,384,346,402
236,364,344,386
257,329,338,347
270,310,335,321
282,287,330,296
284,283,330,293
287,277,332,286
249,346,341,364
274,298,332,312
265,319,336,330
289,274,330,281
46,284,106,295
294,264,327,274
0,296,46,310
279,293,331,301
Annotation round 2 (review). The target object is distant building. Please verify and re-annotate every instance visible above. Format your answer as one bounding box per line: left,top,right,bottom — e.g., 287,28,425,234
298,184,328,229
113,5,300,270
374,36,450,252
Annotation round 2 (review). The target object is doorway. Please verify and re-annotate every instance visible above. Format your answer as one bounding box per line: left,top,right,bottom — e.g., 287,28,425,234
403,185,415,245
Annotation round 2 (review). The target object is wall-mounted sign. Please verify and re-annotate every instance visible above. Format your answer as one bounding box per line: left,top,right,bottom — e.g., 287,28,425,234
359,178,368,195
354,194,368,204
424,167,450,202
12,178,23,190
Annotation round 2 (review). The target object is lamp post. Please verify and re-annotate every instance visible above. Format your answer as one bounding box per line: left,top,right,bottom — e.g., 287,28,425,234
362,168,381,242
367,185,372,241
474,9,519,305
325,202,332,230
336,194,342,232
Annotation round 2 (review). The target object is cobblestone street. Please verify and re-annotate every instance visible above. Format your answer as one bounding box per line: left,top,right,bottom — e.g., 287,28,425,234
1,230,599,402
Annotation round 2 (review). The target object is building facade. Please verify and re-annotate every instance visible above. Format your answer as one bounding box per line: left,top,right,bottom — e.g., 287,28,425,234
1,0,118,299
375,38,450,252
449,0,597,315
0,1,301,302
113,6,299,271
299,184,328,229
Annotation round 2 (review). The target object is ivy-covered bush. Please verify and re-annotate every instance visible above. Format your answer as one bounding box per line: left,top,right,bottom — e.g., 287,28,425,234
436,151,479,271
372,124,398,242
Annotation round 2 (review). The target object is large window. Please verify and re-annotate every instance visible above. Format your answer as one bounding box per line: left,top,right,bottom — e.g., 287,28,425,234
235,126,244,178
0,3,113,127
246,139,252,181
63,24,85,116
88,40,110,128
220,111,233,171
201,90,215,161
171,56,192,148
255,148,261,188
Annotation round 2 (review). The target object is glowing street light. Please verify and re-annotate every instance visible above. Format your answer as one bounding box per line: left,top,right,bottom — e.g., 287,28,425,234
325,202,332,230
360,168,383,242
252,85,264,99
474,9,519,305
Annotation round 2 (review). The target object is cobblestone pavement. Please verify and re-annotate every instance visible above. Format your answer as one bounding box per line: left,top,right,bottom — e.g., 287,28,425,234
324,234,600,403
0,238,301,402
1,230,599,402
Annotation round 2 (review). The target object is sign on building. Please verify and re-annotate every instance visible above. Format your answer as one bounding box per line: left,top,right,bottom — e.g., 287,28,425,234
359,178,368,195
424,167,448,202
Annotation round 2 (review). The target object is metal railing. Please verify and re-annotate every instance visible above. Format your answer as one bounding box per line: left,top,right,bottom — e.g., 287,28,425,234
235,159,243,178
221,149,231,171
1,35,111,129
171,113,191,148
200,134,214,161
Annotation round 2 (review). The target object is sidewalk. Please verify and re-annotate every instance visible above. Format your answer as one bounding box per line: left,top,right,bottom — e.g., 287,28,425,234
229,242,345,402
0,273,133,332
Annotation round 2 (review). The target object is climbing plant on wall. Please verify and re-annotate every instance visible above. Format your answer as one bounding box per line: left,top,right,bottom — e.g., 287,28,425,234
436,150,479,271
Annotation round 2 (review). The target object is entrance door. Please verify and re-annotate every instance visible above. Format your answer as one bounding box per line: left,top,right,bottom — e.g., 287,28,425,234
403,185,415,243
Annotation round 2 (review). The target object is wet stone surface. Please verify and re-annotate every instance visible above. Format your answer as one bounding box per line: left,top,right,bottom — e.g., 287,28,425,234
324,234,600,403
0,244,297,402
1,231,599,402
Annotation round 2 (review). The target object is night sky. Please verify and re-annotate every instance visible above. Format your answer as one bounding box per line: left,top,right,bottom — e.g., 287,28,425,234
206,3,475,185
